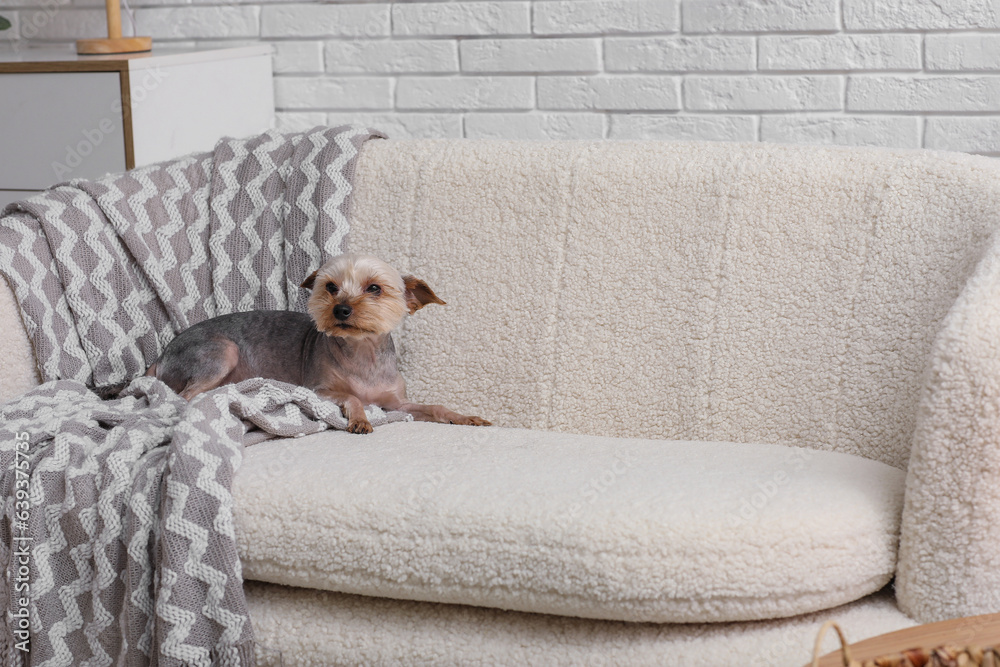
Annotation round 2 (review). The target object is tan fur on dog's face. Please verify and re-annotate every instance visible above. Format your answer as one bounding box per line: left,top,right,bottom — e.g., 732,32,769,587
302,254,444,338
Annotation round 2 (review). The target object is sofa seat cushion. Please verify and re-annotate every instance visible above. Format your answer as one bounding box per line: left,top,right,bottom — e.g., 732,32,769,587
233,422,905,624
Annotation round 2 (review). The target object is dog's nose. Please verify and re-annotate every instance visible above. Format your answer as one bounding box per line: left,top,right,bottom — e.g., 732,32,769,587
333,304,352,321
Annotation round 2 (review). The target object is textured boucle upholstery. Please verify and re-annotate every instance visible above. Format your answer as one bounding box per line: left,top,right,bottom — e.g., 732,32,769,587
0,276,39,403
897,224,1000,621
233,422,905,623
350,140,1000,471
245,582,916,667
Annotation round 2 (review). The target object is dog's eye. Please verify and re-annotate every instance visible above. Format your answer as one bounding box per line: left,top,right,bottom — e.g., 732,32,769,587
326,282,339,295
366,284,382,295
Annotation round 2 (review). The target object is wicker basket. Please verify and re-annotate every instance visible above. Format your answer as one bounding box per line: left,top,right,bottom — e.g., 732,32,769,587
811,621,1000,667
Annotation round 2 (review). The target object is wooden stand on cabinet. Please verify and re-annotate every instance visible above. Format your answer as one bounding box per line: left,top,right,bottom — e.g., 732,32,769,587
76,0,152,55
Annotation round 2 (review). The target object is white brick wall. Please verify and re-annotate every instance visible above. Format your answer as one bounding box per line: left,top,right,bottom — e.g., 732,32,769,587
6,0,1000,155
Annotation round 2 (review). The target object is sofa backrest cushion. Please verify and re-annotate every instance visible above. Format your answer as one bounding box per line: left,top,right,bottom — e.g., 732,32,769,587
350,140,1000,468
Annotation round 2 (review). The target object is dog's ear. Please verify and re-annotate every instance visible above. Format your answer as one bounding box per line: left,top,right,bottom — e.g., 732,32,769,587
403,275,446,314
300,270,319,291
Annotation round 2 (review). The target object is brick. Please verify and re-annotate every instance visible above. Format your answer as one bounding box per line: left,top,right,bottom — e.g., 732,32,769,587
759,35,921,71
326,113,464,139
534,0,677,35
2,0,66,8
326,40,458,74
393,2,530,37
685,76,842,111
274,76,393,110
134,7,259,39
18,8,103,39
396,76,534,110
272,41,323,74
274,112,327,134
847,75,1000,112
464,113,604,139
0,0,63,7
609,114,756,141
925,117,1000,153
538,75,680,110
262,4,389,38
760,115,921,148
75,0,172,7
683,0,839,33
926,35,1000,71
844,0,1000,30
461,38,600,73
605,36,754,72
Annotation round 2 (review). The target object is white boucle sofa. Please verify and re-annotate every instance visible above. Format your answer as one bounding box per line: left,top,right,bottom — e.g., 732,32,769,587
4,138,1000,665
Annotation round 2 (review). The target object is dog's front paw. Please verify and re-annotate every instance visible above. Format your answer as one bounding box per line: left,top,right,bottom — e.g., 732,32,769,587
451,415,492,427
347,419,374,434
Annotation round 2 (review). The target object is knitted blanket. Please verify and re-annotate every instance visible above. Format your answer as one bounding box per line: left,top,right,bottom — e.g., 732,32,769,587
1,125,384,391
0,126,401,666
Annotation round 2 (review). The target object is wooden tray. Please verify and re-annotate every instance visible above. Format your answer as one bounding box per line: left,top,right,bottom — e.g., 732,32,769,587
809,612,1000,666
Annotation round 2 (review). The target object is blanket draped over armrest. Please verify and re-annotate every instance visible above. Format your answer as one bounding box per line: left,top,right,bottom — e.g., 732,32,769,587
0,126,404,666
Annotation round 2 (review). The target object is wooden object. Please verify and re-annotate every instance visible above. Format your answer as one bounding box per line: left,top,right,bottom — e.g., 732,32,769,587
77,37,152,55
76,0,152,55
0,46,274,210
809,613,1000,667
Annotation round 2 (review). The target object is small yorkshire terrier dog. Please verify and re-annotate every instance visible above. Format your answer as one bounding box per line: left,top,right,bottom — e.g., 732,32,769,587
146,253,491,434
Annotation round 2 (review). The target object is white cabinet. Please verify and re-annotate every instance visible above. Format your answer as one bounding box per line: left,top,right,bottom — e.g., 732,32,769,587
0,45,274,205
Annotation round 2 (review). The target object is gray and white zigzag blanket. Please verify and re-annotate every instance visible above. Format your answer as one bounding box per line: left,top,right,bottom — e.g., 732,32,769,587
0,126,407,666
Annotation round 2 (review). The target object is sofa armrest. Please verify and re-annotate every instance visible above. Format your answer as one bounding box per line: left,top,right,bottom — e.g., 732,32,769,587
0,275,41,403
897,232,1000,623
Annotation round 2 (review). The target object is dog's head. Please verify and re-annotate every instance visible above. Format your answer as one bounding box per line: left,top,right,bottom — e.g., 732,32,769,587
301,254,445,338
